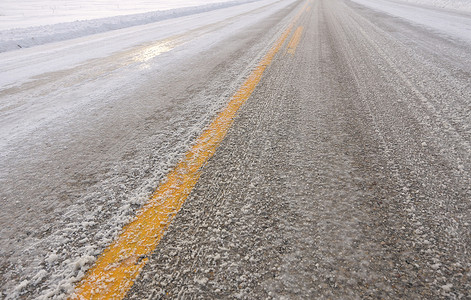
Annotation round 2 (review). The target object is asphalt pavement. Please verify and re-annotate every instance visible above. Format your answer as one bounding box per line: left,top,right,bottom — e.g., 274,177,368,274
2,0,471,298
127,0,471,298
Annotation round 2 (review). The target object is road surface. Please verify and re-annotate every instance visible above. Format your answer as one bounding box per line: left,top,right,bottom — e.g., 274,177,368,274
1,0,470,298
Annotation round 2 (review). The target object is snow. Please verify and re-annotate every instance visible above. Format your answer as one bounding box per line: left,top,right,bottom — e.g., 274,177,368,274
2,0,468,298
0,0,255,29
0,0,258,52
395,0,471,12
351,0,471,43
0,0,297,298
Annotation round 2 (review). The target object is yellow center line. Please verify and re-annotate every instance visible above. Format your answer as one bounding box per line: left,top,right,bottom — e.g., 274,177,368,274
70,2,308,299
287,26,304,55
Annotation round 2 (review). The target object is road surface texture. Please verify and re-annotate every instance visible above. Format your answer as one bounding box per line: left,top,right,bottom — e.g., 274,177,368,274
0,0,301,297
127,0,471,299
1,0,471,298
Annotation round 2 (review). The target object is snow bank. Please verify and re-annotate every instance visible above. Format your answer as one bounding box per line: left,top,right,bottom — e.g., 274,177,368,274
0,0,254,29
0,0,258,52
351,0,471,43
395,0,471,12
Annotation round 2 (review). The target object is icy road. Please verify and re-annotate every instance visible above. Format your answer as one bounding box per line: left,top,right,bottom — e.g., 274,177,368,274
1,0,471,298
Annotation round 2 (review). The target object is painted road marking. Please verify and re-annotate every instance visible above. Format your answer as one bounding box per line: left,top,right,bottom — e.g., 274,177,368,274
71,2,308,299
287,26,304,55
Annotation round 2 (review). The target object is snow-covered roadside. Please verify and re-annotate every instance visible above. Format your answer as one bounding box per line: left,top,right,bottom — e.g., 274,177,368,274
0,0,258,52
350,0,471,43
395,0,471,12
0,0,256,29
